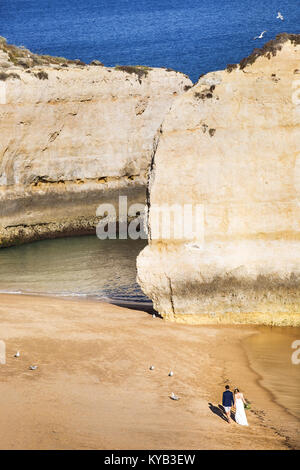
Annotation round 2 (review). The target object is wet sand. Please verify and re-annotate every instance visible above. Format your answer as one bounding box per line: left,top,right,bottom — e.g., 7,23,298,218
243,327,300,421
0,293,299,450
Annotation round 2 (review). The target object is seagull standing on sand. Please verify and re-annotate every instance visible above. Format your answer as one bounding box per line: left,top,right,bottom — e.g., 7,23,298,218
168,371,174,377
277,12,284,21
254,31,267,40
184,242,202,251
14,351,20,358
170,392,180,401
149,365,155,370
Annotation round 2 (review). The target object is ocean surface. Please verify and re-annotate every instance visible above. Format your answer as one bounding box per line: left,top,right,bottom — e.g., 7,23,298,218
0,0,299,82
0,236,150,305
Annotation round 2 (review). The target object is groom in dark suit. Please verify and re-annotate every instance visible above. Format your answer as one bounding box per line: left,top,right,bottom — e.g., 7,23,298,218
222,385,234,423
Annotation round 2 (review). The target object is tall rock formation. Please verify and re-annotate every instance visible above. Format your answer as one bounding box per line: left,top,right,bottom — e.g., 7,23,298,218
0,37,192,246
137,34,300,326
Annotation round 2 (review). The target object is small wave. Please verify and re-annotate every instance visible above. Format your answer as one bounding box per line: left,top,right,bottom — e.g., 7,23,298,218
0,289,152,307
0,289,23,295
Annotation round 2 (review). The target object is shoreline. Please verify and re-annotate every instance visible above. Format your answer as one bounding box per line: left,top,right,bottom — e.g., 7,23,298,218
242,333,295,420
242,326,300,424
1,290,299,325
0,293,299,450
240,334,299,449
0,289,154,313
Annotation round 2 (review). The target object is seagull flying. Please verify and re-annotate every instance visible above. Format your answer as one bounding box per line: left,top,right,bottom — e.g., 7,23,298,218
170,392,180,401
277,12,284,21
254,31,267,40
29,365,38,370
14,351,20,358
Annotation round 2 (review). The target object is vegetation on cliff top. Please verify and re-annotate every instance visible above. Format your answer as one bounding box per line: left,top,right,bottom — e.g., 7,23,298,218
115,65,152,82
0,36,100,68
226,33,300,72
0,36,71,67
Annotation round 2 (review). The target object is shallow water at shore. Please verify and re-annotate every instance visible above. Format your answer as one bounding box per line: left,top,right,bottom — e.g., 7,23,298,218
244,327,300,420
0,236,150,305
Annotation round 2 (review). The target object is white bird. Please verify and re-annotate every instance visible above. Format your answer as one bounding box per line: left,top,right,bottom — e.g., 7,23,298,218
29,365,38,370
14,351,20,358
170,392,180,401
184,242,202,251
149,365,155,370
254,31,267,40
277,12,284,21
168,371,174,377
152,314,156,318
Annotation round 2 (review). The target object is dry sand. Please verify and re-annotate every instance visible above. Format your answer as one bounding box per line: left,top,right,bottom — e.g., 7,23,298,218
0,293,298,450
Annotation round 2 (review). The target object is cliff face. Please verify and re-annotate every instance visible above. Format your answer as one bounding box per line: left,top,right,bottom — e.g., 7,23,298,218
137,34,300,325
0,38,192,246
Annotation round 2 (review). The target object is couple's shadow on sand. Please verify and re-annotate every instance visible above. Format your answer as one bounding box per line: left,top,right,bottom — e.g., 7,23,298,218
208,403,236,423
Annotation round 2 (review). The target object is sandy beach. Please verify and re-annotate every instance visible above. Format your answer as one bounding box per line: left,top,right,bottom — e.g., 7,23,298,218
0,293,299,450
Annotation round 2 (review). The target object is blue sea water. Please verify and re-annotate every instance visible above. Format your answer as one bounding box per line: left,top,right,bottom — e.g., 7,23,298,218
0,0,299,82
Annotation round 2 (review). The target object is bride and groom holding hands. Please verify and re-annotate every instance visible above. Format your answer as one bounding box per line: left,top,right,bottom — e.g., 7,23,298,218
222,385,249,426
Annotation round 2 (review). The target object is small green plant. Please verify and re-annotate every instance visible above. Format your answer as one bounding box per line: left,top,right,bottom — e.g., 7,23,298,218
74,59,86,66
34,71,48,80
90,60,103,66
226,63,238,73
0,72,8,81
194,90,213,100
115,65,152,83
0,71,20,81
39,55,69,65
8,72,20,80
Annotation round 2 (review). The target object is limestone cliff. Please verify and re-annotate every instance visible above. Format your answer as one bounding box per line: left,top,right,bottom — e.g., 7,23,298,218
0,37,192,246
137,34,300,326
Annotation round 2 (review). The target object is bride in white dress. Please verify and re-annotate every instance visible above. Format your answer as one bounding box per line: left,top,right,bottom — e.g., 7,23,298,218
234,388,248,426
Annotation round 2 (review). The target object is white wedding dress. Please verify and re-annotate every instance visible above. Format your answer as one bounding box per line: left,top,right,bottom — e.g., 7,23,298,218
235,394,248,426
